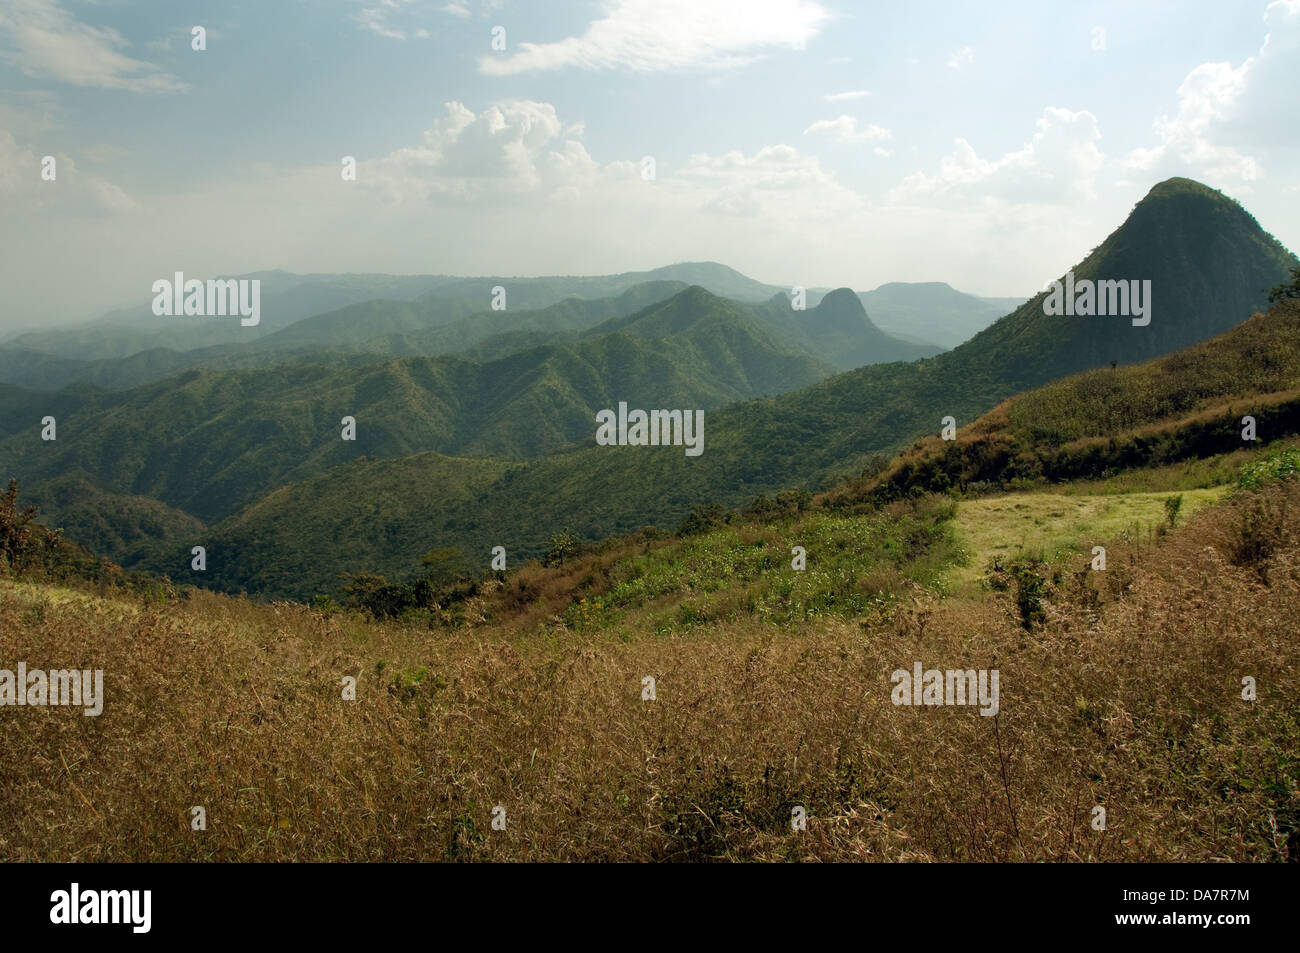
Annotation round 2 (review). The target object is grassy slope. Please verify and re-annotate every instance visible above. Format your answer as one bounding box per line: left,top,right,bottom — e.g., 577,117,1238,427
949,487,1226,588
3,469,1297,861
861,299,1300,499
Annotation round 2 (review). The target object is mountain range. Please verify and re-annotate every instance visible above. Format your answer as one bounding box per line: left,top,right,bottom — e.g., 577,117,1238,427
3,177,1295,600
0,266,956,392
198,178,1298,597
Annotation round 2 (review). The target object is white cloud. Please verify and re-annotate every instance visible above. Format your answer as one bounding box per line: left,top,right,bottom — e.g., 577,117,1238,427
355,98,865,229
440,0,501,18
804,115,892,144
889,107,1104,204
675,143,865,218
355,0,434,40
360,100,607,203
0,130,137,213
1124,0,1300,186
946,45,974,70
0,0,186,92
824,89,869,102
0,93,1119,328
478,0,830,75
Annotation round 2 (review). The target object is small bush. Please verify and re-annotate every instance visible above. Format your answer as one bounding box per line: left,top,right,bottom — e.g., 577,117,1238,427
1239,447,1300,490
1163,494,1184,527
1008,558,1047,630
676,503,730,537
1229,493,1286,583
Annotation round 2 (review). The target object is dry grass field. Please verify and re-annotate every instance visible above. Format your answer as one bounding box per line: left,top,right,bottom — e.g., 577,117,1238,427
3,480,1297,861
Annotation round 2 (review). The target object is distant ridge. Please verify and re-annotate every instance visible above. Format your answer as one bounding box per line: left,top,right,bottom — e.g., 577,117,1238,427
1,261,1004,372
859,282,1027,348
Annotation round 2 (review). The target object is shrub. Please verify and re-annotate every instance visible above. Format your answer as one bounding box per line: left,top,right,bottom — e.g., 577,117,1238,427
1229,493,1286,583
676,503,729,537
1163,494,1184,527
420,547,466,586
775,488,812,515
312,593,341,614
1239,447,1300,490
1008,558,1047,630
343,572,415,619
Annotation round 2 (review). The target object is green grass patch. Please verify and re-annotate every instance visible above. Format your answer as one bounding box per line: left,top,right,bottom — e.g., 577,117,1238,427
949,487,1227,588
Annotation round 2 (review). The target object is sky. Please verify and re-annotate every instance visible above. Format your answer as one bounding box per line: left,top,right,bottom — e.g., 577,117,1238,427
1,0,1298,329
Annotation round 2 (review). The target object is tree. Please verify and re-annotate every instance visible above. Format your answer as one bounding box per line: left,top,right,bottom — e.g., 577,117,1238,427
342,571,413,619
420,546,465,586
0,480,40,571
1266,265,1300,304
543,529,580,568
676,503,728,537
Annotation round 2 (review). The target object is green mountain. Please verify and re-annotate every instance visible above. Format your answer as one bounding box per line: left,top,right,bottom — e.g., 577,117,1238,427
743,287,944,369
181,178,1297,598
0,280,730,393
965,178,1296,384
22,474,207,571
3,286,834,531
319,280,692,362
0,344,201,394
200,452,512,597
0,270,973,392
0,277,936,396
0,263,773,375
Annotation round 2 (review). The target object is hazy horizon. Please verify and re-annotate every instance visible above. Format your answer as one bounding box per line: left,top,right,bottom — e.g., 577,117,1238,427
3,0,1298,330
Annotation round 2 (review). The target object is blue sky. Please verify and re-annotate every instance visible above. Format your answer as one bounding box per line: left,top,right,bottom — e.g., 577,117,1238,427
2,0,1297,327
